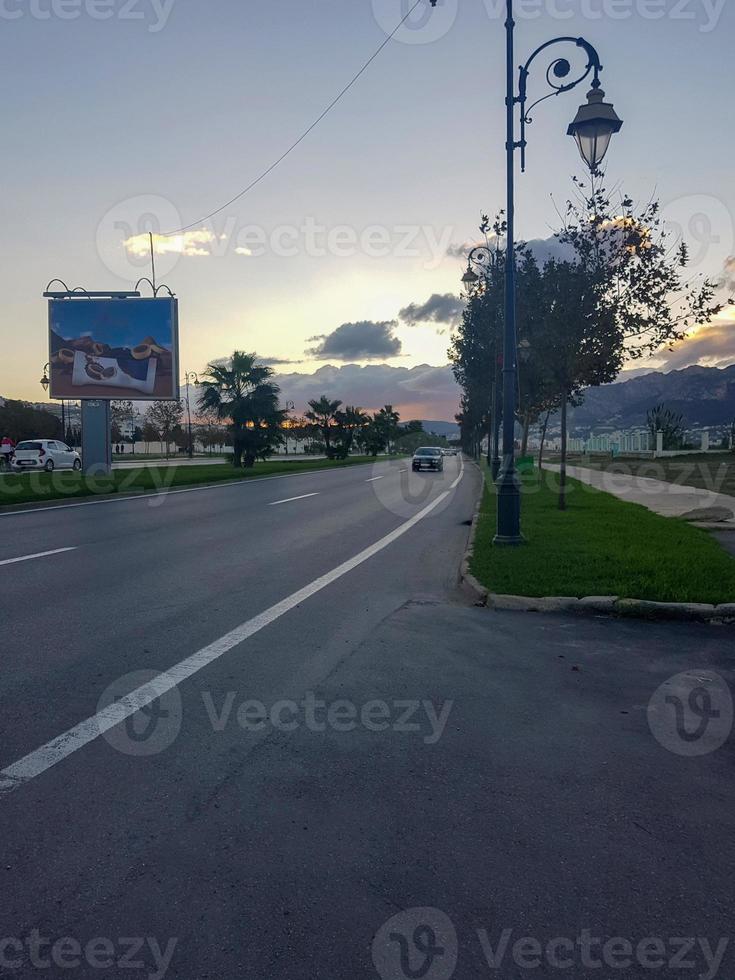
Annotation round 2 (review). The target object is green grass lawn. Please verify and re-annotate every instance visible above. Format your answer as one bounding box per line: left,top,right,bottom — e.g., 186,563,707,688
471,468,735,604
0,456,376,507
567,453,735,497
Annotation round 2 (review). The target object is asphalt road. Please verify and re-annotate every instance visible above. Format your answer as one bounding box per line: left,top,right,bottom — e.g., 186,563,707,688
0,454,733,980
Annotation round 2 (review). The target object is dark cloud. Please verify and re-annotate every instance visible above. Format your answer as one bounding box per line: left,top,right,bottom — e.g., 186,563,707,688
259,355,304,366
273,363,460,420
399,293,464,330
307,321,401,361
445,241,476,259
445,235,574,266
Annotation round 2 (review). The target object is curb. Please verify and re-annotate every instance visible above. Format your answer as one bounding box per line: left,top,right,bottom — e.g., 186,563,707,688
457,466,735,625
485,594,735,624
459,464,490,606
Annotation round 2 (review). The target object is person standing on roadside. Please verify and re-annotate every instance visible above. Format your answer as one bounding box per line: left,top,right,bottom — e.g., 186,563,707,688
0,435,15,471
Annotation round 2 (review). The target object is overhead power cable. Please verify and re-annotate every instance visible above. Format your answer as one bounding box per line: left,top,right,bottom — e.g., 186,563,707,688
163,0,426,236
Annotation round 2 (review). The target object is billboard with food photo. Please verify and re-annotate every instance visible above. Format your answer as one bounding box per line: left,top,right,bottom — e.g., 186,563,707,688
48,297,179,400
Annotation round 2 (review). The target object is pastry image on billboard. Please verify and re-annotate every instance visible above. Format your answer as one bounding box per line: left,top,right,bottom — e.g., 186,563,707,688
48,298,179,400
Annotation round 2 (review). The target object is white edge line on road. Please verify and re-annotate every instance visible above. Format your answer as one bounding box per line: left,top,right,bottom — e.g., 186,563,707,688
0,457,464,798
269,493,319,506
0,547,76,567
0,462,380,520
366,476,384,483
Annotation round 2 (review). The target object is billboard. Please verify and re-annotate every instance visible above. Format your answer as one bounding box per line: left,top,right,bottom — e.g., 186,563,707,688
48,297,179,400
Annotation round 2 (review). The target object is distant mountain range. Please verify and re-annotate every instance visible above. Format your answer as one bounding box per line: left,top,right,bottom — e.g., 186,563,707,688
413,420,460,438
571,365,735,431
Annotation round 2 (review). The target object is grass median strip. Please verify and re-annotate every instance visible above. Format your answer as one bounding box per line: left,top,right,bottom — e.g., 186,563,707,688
471,468,735,605
0,457,376,508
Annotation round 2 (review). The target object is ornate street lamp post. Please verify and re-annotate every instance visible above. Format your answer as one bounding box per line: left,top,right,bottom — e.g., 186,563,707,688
434,0,623,543
461,245,503,479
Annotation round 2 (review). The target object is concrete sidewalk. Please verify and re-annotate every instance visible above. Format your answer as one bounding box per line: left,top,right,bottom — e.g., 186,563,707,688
545,462,735,523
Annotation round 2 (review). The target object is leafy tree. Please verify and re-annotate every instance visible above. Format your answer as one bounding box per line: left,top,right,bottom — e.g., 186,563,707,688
534,257,623,509
141,420,159,452
145,400,184,456
358,419,387,457
647,403,686,451
305,397,342,459
558,177,728,360
198,352,286,468
332,406,369,458
373,405,401,453
0,400,63,441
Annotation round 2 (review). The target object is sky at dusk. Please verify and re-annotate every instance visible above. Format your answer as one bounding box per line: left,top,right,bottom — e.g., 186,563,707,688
2,0,734,420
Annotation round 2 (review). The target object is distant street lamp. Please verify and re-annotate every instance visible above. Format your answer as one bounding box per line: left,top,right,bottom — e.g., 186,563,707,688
40,362,66,439
462,245,502,479
433,0,623,543
284,401,295,455
183,371,199,458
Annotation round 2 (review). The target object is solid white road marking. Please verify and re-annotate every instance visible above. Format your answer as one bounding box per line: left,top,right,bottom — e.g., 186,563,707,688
0,458,464,797
269,493,320,506
0,547,76,567
366,476,384,482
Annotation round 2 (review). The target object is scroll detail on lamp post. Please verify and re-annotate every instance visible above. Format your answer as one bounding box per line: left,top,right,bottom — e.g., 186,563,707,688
430,0,623,544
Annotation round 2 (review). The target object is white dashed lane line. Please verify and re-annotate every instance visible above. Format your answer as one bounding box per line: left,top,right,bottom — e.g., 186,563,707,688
269,493,320,506
0,547,77,567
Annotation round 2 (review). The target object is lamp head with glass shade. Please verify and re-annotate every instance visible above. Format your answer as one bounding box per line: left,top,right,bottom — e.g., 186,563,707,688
567,82,623,172
461,264,480,299
40,366,50,393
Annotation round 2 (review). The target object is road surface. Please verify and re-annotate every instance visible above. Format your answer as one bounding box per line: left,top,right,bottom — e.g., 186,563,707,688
1,454,733,979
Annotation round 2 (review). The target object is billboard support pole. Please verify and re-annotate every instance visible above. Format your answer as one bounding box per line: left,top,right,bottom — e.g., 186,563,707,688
81,400,112,476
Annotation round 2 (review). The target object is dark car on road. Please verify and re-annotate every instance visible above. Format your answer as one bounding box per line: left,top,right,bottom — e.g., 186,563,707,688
412,447,444,472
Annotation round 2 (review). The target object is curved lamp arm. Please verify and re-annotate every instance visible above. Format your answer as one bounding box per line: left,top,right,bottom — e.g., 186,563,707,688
516,36,602,171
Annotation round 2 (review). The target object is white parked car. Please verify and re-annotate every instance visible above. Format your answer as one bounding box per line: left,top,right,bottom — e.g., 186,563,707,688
11,440,81,472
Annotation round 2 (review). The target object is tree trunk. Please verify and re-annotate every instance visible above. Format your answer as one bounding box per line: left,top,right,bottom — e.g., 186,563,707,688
537,409,551,471
558,389,568,511
521,410,531,457
232,428,243,468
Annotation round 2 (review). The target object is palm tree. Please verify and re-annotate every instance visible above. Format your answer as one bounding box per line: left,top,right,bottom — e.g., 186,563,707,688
334,406,369,458
198,352,287,467
305,396,342,458
374,405,401,454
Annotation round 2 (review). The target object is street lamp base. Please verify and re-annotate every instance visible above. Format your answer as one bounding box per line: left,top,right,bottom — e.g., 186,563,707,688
493,532,526,546
495,457,523,545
